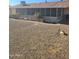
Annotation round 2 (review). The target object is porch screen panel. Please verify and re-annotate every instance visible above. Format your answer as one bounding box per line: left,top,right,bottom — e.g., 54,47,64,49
61,8,64,16
26,8,33,15
16,8,19,14
58,8,61,16
45,8,50,16
51,8,56,17
24,8,28,15
25,9,29,15
32,8,40,15
40,8,45,16
16,8,25,15
31,8,35,15
35,8,41,15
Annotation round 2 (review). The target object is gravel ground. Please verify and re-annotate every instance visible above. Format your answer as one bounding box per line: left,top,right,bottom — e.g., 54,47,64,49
9,19,69,59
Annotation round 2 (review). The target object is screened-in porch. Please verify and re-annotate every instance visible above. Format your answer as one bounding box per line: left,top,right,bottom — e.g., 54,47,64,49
16,8,64,17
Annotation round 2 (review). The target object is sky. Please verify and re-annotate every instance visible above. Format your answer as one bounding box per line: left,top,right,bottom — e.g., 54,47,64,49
9,0,61,6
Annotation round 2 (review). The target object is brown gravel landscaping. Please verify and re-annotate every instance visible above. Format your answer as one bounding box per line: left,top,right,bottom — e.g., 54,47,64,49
9,19,69,59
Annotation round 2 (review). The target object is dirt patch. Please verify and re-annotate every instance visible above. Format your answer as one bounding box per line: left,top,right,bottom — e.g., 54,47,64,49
9,19,69,59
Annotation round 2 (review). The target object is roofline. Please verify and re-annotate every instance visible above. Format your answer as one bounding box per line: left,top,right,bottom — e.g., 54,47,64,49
12,6,68,8
10,1,69,9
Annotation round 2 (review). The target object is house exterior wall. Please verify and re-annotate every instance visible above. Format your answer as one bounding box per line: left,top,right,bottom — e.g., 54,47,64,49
64,7,69,15
9,8,16,15
10,7,68,23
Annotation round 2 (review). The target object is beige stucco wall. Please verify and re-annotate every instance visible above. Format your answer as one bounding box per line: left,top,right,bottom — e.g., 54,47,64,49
9,8,16,15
